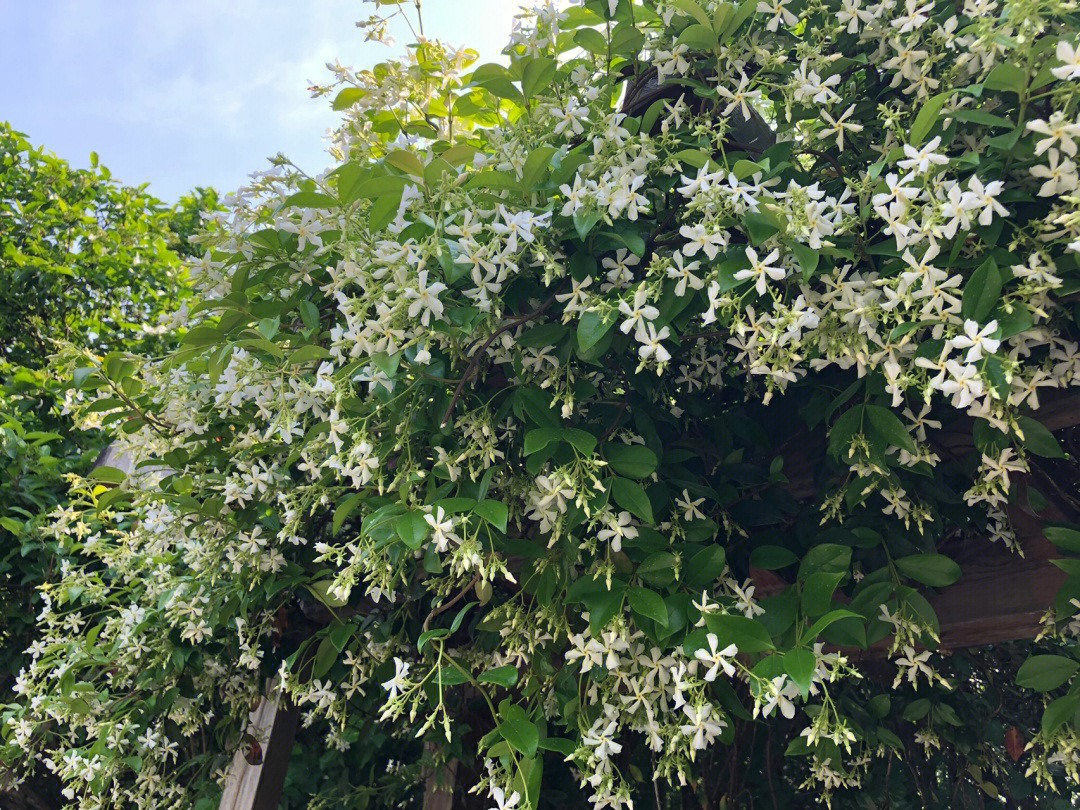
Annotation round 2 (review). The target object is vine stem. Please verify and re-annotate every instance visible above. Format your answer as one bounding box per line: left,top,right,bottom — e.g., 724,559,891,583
423,572,480,633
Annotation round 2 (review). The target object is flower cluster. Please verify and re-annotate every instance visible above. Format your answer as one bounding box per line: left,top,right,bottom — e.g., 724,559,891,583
6,0,1080,808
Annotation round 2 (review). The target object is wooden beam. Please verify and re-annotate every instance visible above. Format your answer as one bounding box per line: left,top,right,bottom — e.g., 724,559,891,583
218,688,299,810
751,487,1069,653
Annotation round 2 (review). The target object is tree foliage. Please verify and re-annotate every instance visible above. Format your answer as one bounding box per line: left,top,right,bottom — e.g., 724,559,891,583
6,1,1080,809
0,123,215,786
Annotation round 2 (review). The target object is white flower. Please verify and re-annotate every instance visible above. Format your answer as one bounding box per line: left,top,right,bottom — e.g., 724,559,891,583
675,488,706,521
680,223,727,260
756,0,798,31
1052,41,1080,81
898,136,948,174
950,319,1000,363
965,176,1008,226
637,322,672,366
1027,112,1080,157
404,269,448,326
553,97,589,136
279,209,328,250
597,510,638,552
618,288,659,336
424,506,459,552
757,676,799,719
382,657,410,699
666,252,704,296
488,787,521,810
1031,148,1079,197
734,247,786,296
818,105,863,152
693,633,738,681
716,73,762,121
680,703,726,758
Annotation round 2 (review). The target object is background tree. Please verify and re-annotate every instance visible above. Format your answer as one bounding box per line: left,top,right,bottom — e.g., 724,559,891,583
0,122,218,806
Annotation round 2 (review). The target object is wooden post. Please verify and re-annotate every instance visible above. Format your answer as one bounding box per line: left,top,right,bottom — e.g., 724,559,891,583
218,688,299,810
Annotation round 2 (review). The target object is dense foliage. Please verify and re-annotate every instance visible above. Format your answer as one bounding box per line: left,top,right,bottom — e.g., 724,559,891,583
0,123,216,802
6,1,1080,808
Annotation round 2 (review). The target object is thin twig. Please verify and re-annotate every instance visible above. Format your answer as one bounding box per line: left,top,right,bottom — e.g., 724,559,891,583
598,397,630,444
439,290,561,427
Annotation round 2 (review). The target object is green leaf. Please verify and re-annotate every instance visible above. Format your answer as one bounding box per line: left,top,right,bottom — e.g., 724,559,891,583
751,545,799,570
704,613,775,653
798,544,851,580
801,571,844,617
332,87,367,110
828,405,864,458
611,477,654,523
450,602,476,633
670,0,712,26
604,444,658,479
983,63,1027,95
637,552,678,587
471,63,523,102
479,665,519,687
1045,525,1080,552
868,695,891,719
895,554,961,588
417,628,449,652
1017,655,1079,692
676,23,718,51
475,500,509,533
805,609,862,640
784,648,817,698
299,300,320,331
538,737,577,755
499,705,539,758
307,579,348,608
574,28,607,54
563,428,597,456
574,209,601,241
333,493,364,535
524,427,563,455
1016,416,1065,459
289,344,332,365
522,57,558,99
578,311,616,351
522,145,558,190
586,583,627,634
1043,694,1080,736
961,258,1002,323
89,465,126,485
285,191,338,209
312,636,339,679
395,511,431,550
910,92,949,147
683,546,727,589
788,241,819,280
369,194,401,232
864,404,917,454
466,170,519,191
385,150,426,178
517,322,566,349
743,211,780,245
720,0,756,38
902,698,932,721
628,587,669,626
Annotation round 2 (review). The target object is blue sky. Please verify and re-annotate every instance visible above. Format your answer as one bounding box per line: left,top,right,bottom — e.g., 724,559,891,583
1,1,519,201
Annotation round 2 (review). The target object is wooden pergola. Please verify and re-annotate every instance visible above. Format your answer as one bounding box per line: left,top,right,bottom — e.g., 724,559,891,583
211,390,1078,810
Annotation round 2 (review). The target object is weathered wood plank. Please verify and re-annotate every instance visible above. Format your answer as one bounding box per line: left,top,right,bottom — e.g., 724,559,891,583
218,689,299,810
